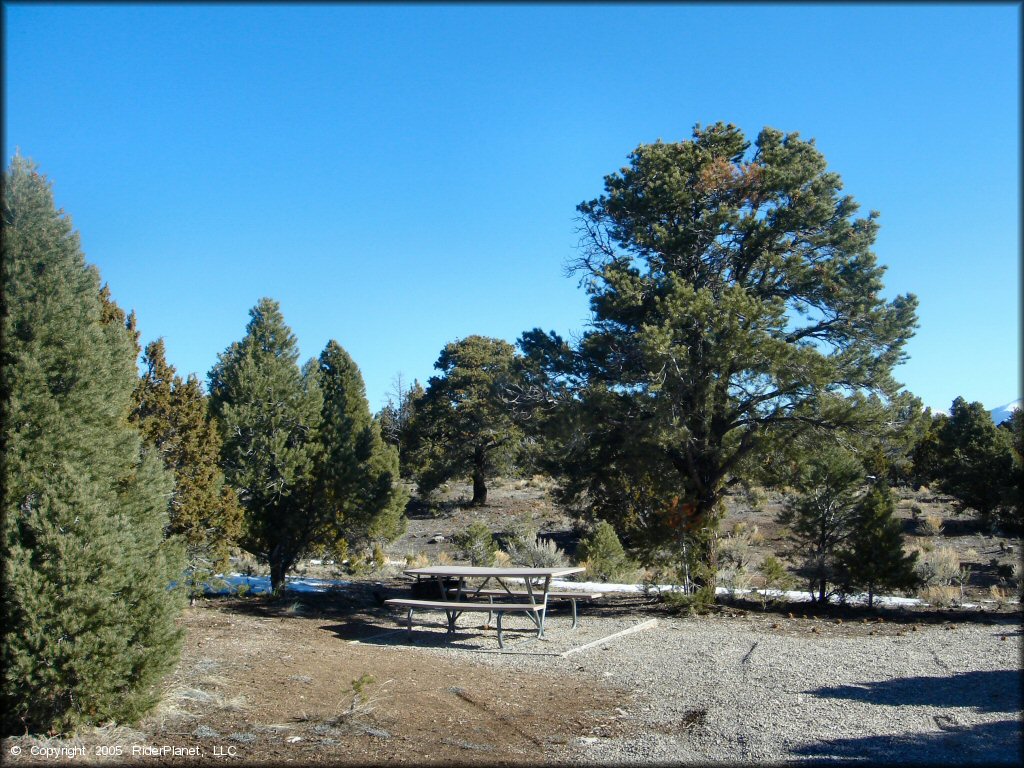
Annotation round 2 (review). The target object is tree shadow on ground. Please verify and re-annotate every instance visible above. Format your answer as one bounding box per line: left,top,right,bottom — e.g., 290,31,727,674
718,595,1023,627
806,669,1021,714
791,717,1022,765
318,613,549,653
202,581,405,621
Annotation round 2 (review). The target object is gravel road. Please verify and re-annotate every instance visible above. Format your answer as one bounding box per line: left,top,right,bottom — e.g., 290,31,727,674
393,605,1022,765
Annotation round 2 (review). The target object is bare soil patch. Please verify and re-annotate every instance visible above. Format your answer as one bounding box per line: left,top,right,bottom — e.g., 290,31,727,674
3,589,633,766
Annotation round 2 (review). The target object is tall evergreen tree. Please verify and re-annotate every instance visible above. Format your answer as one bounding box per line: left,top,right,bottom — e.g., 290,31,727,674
377,375,425,479
2,157,183,734
131,340,243,580
839,482,918,607
522,123,919,581
410,336,526,505
209,299,322,595
311,341,406,553
933,397,1017,527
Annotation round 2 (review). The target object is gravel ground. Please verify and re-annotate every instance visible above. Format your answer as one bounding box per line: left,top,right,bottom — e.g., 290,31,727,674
370,604,1023,765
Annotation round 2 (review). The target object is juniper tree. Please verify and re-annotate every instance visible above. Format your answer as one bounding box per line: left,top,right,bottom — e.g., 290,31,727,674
310,340,406,555
576,521,636,582
410,336,527,505
131,340,243,591
838,482,918,607
521,123,919,583
2,157,183,734
209,299,323,595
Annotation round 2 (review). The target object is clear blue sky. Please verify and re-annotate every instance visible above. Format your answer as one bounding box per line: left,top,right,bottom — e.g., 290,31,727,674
4,3,1020,414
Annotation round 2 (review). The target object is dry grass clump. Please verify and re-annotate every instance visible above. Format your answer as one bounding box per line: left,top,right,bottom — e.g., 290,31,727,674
918,512,944,537
920,585,958,607
913,545,960,586
405,552,430,569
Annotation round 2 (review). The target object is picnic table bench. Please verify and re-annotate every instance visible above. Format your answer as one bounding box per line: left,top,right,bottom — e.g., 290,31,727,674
445,588,602,629
383,565,586,648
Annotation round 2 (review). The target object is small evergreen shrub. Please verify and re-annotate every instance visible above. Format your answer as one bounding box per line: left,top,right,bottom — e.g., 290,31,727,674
756,555,795,609
576,521,636,583
453,521,498,566
663,585,717,615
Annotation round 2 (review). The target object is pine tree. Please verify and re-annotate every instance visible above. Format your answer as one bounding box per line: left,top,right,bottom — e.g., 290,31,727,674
311,341,406,554
410,336,526,505
209,299,323,595
522,123,919,582
131,340,243,596
839,483,919,607
2,156,183,734
778,445,865,603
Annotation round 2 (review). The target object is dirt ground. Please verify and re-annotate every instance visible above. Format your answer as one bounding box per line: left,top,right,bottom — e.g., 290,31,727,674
2,588,635,766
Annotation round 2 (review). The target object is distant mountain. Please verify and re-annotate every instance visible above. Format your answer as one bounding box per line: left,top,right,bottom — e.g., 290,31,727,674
989,399,1021,425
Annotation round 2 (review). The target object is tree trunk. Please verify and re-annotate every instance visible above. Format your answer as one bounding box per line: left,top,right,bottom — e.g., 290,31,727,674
471,445,487,505
472,470,487,506
269,543,291,597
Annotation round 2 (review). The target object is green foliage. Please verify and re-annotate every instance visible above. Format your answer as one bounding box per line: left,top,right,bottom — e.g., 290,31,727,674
311,341,407,551
576,521,636,582
209,299,324,594
453,521,498,566
717,522,766,595
521,122,919,583
376,375,425,479
409,336,527,505
2,157,183,734
838,483,919,606
210,307,407,594
778,444,865,603
661,586,717,615
908,409,948,490
933,398,1019,529
756,555,795,608
132,339,243,572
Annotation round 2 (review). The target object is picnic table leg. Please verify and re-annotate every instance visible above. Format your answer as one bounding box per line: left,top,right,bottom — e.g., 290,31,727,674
537,576,552,638
570,598,578,630
406,607,414,638
496,611,504,649
522,579,541,637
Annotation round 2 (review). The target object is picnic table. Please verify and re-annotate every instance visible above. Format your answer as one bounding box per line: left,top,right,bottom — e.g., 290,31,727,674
385,565,592,648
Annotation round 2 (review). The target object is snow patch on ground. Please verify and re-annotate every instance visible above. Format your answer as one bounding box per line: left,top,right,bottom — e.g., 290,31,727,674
204,573,352,595
551,579,1017,608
